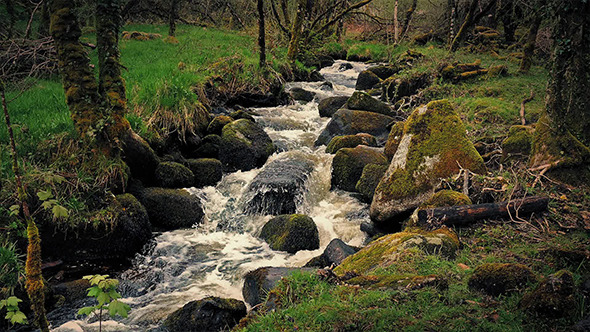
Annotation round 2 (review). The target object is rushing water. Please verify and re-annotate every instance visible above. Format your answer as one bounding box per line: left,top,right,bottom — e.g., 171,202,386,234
54,60,370,332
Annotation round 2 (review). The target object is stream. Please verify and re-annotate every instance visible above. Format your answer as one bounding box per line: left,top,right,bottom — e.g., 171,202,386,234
53,60,370,331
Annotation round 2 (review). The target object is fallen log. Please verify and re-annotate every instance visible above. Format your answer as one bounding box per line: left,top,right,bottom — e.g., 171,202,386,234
417,196,549,227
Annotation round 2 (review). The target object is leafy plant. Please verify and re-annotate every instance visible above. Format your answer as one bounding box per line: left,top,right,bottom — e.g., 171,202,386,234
78,275,130,332
0,296,27,326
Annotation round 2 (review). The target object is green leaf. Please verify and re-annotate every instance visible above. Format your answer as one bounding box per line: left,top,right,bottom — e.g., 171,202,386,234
5,297,22,307
107,300,131,318
41,200,57,210
6,310,28,325
84,274,109,285
108,289,122,300
52,205,69,219
37,190,53,201
77,306,96,316
8,205,19,216
97,292,110,305
0,300,6,310
87,286,101,297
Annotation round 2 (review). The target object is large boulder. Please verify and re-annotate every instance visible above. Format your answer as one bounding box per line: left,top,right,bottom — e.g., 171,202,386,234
219,119,275,172
207,115,233,136
244,155,314,215
305,239,359,268
315,109,394,146
242,267,315,306
520,270,576,319
140,187,204,230
318,96,349,118
346,91,395,117
331,146,388,192
370,100,486,227
367,64,400,80
381,72,431,103
121,131,159,184
289,87,315,102
194,134,221,159
325,133,377,154
468,263,536,296
355,70,381,90
259,214,320,254
185,158,223,188
164,297,247,332
334,227,460,276
154,161,195,188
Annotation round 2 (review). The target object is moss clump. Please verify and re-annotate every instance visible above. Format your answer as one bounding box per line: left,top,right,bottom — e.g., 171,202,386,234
259,214,319,254
185,158,223,188
381,72,431,104
219,119,275,172
519,270,576,319
355,163,388,202
468,263,537,296
331,146,388,192
421,190,471,209
371,100,486,226
140,187,204,230
502,125,534,159
334,227,460,276
326,133,377,154
355,70,382,91
207,115,233,136
346,91,394,117
487,65,508,77
384,122,404,160
154,161,195,188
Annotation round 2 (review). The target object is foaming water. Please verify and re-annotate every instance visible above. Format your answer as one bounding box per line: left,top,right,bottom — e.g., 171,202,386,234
54,61,368,331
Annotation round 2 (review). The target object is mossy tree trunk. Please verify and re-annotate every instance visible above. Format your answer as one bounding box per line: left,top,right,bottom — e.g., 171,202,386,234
169,0,178,37
499,0,518,44
518,14,542,73
1,83,50,332
531,0,590,184
258,0,266,68
400,0,418,40
449,0,477,51
447,0,457,45
286,0,304,64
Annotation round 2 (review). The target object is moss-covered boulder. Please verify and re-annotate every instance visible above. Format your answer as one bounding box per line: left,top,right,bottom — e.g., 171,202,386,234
468,263,536,296
194,134,221,159
141,187,204,230
207,115,233,136
356,163,389,202
219,119,275,172
154,161,195,188
259,214,320,254
381,73,431,103
355,70,382,90
346,91,395,117
164,296,246,332
318,96,349,117
326,133,378,154
315,109,394,146
332,146,388,192
121,131,160,184
370,100,486,227
185,158,223,188
368,64,400,80
334,227,460,276
229,109,256,122
289,87,315,102
305,238,359,268
502,125,534,159
384,122,405,160
520,270,576,319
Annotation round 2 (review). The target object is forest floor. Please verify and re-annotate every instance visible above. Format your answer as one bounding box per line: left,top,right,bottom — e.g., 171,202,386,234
1,25,589,331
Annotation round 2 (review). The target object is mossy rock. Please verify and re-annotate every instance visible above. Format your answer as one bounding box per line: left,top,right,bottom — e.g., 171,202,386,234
121,131,160,185
346,91,395,117
520,270,576,319
384,122,405,160
502,125,534,159
315,109,394,146
334,227,460,276
219,119,275,172
487,64,508,77
164,296,246,332
229,109,256,122
422,190,471,209
154,161,195,188
370,100,486,227
318,96,349,118
304,238,359,268
207,115,233,136
356,163,388,202
242,267,315,307
468,263,537,296
355,70,382,90
289,87,315,102
194,134,221,159
326,133,377,154
367,64,400,80
381,72,431,103
185,158,223,188
259,214,320,254
332,146,388,192
141,187,204,230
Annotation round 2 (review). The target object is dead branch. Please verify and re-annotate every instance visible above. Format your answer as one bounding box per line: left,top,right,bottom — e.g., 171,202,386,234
520,90,534,125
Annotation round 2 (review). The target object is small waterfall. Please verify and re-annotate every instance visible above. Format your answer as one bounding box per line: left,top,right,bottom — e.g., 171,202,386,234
53,60,370,332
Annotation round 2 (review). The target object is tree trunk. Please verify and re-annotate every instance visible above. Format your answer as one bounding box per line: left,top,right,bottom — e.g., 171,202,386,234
400,0,418,40
393,0,399,43
449,0,477,51
38,0,50,37
258,0,266,68
1,83,50,332
287,0,305,64
169,0,178,37
500,0,517,44
97,0,131,149
447,0,456,45
518,14,542,73
531,1,590,185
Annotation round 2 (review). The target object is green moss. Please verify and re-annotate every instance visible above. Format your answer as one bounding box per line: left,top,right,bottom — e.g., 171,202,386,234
331,146,388,192
355,163,388,202
468,263,537,296
502,125,534,159
326,134,377,154
259,214,319,254
207,115,233,135
345,91,394,117
154,161,195,188
421,190,471,209
384,122,404,160
520,270,576,319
